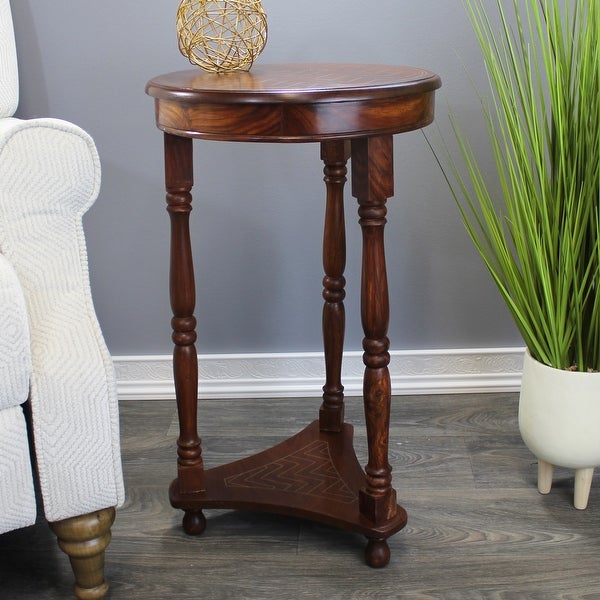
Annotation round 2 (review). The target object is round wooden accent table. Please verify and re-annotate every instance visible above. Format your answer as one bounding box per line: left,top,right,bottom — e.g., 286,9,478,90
146,63,441,568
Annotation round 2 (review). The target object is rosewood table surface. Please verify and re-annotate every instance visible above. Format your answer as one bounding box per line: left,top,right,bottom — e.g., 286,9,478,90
146,63,441,568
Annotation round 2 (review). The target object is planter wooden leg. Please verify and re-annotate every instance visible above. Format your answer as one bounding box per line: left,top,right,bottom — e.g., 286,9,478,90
537,460,553,494
574,467,594,510
49,507,115,600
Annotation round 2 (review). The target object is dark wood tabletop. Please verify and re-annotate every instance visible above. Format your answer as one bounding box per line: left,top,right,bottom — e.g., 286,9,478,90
146,63,441,141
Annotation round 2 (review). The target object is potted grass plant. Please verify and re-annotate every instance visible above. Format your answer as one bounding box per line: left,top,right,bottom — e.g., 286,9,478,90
433,0,600,508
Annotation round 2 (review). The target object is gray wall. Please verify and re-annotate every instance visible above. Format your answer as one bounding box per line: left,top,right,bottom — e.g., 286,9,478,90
10,0,520,356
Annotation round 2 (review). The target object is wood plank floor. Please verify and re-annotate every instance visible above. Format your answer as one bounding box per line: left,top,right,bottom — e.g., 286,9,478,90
1,393,599,599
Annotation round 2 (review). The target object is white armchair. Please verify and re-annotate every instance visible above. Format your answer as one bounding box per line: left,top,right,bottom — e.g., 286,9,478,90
0,1,124,598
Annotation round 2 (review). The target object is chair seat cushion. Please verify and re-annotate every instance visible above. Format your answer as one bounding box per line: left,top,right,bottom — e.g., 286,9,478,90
0,253,31,410
0,405,36,534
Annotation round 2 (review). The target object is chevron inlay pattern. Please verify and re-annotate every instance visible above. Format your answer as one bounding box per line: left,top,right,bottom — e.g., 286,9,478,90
224,440,355,504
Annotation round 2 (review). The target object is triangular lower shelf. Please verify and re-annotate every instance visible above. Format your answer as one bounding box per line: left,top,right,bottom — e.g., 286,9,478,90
169,420,407,539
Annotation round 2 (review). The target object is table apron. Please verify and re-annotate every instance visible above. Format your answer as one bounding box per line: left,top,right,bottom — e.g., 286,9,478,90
154,93,436,142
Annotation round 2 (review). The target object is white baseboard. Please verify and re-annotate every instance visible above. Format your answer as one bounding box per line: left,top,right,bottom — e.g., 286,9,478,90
113,347,525,401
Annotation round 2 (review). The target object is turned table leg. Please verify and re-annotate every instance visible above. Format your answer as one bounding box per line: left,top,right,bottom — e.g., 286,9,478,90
50,507,115,600
164,133,206,533
320,140,351,433
351,135,398,568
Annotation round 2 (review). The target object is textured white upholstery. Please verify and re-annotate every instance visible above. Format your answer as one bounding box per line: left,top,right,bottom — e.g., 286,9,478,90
0,0,18,118
0,254,36,534
0,0,123,530
0,118,125,522
0,407,36,533
0,253,31,412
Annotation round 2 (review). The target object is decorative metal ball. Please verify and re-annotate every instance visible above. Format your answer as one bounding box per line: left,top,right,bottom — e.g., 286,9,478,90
177,0,268,73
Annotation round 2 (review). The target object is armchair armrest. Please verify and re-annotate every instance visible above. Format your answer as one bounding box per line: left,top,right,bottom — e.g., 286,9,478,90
0,117,124,522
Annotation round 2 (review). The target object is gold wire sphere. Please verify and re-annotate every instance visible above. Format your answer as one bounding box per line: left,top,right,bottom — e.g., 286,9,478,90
177,0,268,73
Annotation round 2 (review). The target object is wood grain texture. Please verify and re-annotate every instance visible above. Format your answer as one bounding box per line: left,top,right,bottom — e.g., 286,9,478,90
1,393,599,598
146,64,441,142
149,63,443,567
319,140,350,433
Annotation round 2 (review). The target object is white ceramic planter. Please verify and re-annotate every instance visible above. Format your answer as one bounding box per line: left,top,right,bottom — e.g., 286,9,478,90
518,350,600,509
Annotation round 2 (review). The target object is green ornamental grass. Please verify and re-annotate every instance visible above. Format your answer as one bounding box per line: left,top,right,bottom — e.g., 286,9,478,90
435,0,600,372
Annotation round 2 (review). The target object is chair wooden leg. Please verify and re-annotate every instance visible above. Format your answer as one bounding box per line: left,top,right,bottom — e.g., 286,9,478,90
49,507,116,600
